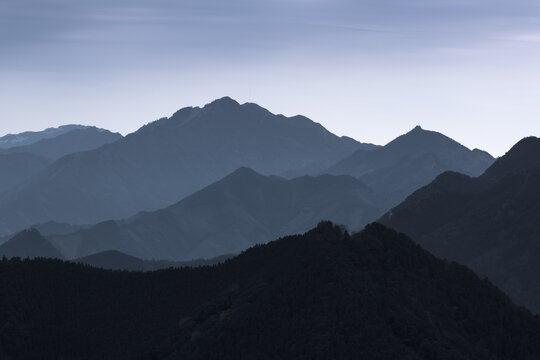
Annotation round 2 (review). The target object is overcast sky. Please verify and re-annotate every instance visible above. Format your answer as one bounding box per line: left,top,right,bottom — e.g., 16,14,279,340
1,0,539,156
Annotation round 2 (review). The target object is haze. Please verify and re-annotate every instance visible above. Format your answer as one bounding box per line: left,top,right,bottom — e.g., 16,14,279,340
1,0,540,156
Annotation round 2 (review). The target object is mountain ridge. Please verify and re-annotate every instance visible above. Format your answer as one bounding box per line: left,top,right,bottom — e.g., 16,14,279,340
326,125,494,206
47,167,388,260
2,222,540,359
379,136,540,313
0,97,372,235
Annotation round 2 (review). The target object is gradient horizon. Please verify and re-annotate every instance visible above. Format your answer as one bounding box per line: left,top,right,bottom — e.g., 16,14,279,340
1,0,539,156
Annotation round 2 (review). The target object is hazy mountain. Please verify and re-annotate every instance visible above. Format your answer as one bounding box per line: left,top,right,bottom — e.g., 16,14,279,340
2,223,540,359
74,250,232,271
0,152,51,194
0,221,89,247
0,97,374,236
327,126,494,206
49,167,388,260
0,124,89,149
0,228,63,259
380,136,540,313
1,127,122,161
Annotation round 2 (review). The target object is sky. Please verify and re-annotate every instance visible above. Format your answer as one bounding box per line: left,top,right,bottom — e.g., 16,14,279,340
1,0,539,156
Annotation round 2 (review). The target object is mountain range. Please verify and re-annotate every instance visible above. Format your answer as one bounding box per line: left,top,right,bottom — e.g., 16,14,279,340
0,127,122,161
0,98,496,242
327,125,494,206
0,97,373,235
380,136,540,313
2,222,540,359
0,124,90,149
1,97,540,358
42,167,387,260
0,126,121,195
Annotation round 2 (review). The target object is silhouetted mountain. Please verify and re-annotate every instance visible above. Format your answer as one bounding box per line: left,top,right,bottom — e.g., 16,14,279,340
327,126,494,205
74,250,232,271
1,127,122,161
0,228,63,259
0,152,51,194
49,167,388,260
0,125,89,149
0,97,373,235
481,136,540,181
0,221,89,246
380,136,540,313
2,223,540,359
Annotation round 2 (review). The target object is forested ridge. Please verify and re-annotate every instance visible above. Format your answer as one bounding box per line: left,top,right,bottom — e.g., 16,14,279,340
2,223,540,359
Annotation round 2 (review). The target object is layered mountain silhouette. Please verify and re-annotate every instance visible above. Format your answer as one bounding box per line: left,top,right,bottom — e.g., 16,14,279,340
380,136,540,313
1,127,122,161
74,250,232,271
0,228,63,259
2,223,540,359
47,167,388,260
0,124,89,149
0,97,373,235
327,126,494,205
0,152,50,194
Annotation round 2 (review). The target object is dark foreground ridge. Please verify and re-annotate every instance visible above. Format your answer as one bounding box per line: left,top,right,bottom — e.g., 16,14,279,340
380,136,540,313
1,222,540,359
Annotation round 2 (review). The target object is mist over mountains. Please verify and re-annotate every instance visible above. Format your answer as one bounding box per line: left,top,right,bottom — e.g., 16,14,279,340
0,97,372,235
1,96,540,358
0,98,494,239
0,152,50,194
45,167,388,260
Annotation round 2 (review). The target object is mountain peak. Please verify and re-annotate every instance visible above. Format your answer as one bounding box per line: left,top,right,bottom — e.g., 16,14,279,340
206,96,240,108
0,228,63,259
482,136,540,181
386,126,458,152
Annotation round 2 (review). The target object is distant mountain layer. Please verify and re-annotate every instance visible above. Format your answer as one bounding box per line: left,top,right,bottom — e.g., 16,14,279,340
1,127,122,161
0,97,373,235
0,229,63,259
48,167,389,260
327,126,494,206
0,124,90,148
0,152,51,194
74,250,232,271
2,223,540,359
380,136,540,313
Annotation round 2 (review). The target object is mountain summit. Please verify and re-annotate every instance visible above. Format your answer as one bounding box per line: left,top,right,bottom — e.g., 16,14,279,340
326,126,494,205
481,136,540,181
0,98,373,235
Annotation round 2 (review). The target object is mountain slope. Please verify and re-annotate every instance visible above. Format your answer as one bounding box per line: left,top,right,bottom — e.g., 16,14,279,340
0,152,51,194
49,167,388,260
0,228,63,259
0,125,89,149
327,126,494,205
2,223,540,359
0,97,372,235
2,127,122,161
380,136,540,313
74,250,232,271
